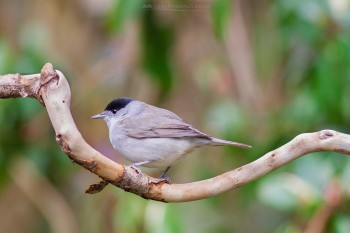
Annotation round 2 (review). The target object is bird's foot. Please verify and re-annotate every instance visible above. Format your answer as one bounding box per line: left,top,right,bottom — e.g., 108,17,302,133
129,165,142,174
158,176,171,183
158,166,171,183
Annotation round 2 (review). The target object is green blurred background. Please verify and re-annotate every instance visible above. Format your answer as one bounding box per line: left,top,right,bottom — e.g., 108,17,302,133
1,0,350,232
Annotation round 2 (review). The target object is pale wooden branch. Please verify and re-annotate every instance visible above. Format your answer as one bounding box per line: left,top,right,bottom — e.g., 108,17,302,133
1,63,350,203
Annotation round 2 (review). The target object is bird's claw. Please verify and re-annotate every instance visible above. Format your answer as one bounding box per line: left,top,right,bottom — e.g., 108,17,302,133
158,176,171,183
128,160,152,174
128,164,142,174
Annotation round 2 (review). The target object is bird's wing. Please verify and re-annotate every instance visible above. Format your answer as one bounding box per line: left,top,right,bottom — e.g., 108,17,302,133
122,105,210,139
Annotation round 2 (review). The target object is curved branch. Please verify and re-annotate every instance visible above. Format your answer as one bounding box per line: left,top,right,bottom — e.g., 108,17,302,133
1,63,350,202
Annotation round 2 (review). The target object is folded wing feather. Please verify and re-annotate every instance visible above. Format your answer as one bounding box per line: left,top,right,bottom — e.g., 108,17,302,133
122,105,210,139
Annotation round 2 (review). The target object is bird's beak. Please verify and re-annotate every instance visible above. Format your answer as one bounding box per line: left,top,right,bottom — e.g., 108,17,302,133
91,111,107,119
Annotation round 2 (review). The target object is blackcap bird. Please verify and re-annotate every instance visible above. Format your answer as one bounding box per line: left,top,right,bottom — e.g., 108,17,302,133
92,98,251,178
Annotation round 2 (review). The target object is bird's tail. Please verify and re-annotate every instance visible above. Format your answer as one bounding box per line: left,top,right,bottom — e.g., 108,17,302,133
209,137,251,148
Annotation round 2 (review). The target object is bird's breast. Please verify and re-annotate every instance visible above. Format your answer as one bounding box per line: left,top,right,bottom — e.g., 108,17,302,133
109,133,198,168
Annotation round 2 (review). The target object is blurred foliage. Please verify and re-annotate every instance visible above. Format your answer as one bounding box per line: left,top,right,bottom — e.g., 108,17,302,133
141,9,174,100
105,0,143,33
0,0,350,232
211,0,232,39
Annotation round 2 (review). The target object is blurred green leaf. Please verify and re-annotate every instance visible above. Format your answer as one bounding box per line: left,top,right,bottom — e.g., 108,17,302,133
211,0,233,39
294,154,335,190
273,223,301,233
333,215,350,233
205,100,249,139
164,205,183,233
0,39,15,73
141,10,174,99
105,0,143,33
258,174,301,211
258,171,322,212
114,192,147,232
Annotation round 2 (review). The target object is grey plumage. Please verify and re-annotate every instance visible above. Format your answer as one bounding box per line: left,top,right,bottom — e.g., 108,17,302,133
92,98,251,177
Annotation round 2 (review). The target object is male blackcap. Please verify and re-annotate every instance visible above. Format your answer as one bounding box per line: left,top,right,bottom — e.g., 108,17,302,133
92,98,251,178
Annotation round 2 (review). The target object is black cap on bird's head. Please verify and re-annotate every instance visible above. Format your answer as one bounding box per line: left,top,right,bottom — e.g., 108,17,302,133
92,97,134,119
105,97,134,112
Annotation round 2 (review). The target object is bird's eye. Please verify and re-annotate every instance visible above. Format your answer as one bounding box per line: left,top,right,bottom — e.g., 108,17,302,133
112,109,117,114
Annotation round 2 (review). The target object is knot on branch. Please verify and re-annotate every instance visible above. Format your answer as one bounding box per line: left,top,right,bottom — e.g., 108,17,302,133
40,63,59,85
37,63,60,104
112,166,170,202
56,134,72,154
318,130,334,140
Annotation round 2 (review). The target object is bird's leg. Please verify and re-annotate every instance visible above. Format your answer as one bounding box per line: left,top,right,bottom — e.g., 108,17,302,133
159,166,171,182
130,161,151,167
128,160,151,174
